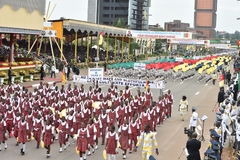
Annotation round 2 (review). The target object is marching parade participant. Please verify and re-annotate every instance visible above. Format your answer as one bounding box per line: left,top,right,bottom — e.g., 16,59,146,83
87,118,97,156
77,122,90,160
118,118,131,159
58,116,69,153
140,107,150,132
0,114,7,151
105,125,119,160
93,114,102,150
33,114,44,149
18,115,29,155
129,115,140,153
43,119,55,158
100,109,108,145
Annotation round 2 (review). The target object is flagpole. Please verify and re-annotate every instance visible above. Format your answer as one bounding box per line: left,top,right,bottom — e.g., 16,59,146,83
96,0,100,68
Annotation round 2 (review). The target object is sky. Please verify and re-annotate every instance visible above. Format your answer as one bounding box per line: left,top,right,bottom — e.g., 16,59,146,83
46,0,240,33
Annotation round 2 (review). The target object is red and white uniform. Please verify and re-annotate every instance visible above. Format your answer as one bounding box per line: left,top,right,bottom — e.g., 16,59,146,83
87,124,97,146
77,128,90,152
129,120,140,151
118,124,131,150
140,111,150,132
94,118,102,138
106,131,118,155
145,91,153,107
0,119,6,142
123,89,131,100
18,121,29,143
33,118,44,147
43,125,54,146
58,121,69,144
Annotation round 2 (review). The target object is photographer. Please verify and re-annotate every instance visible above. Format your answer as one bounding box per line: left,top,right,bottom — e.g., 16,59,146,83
186,132,201,160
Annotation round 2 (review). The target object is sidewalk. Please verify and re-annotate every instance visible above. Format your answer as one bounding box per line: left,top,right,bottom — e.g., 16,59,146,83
20,68,89,88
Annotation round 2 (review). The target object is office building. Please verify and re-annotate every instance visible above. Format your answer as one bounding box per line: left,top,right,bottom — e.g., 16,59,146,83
194,0,217,39
164,20,190,32
87,0,150,30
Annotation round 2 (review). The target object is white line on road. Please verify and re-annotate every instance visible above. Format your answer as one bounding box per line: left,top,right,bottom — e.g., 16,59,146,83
163,89,168,92
129,87,136,90
180,82,183,84
195,92,199,95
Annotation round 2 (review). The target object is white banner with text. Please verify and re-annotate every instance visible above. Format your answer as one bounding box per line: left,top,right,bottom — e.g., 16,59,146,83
73,75,162,89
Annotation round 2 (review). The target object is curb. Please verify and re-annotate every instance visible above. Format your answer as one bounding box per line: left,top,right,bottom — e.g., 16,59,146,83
25,80,62,88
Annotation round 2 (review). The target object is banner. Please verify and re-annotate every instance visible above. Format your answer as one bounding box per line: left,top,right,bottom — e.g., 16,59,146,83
73,75,161,89
88,68,104,78
167,39,209,45
126,30,192,39
134,63,146,70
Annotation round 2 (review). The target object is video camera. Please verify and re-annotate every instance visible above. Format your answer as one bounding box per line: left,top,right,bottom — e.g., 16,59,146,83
184,127,194,139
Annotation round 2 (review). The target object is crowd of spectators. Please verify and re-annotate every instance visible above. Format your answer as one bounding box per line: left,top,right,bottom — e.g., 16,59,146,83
1,38,117,63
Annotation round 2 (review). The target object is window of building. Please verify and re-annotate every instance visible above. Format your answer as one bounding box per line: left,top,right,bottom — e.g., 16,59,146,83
103,14,110,18
103,22,109,25
104,0,110,2
115,7,128,10
103,7,110,10
115,14,128,18
116,0,128,2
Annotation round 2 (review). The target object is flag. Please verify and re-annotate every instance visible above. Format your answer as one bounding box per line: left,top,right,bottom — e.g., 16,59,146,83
219,73,224,87
147,39,151,48
146,80,149,91
62,70,66,84
168,44,172,51
99,32,104,45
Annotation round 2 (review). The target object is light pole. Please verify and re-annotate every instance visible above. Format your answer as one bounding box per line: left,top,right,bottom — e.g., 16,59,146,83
96,0,100,68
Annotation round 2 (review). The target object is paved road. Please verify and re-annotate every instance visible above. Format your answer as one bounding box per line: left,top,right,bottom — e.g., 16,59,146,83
1,71,221,160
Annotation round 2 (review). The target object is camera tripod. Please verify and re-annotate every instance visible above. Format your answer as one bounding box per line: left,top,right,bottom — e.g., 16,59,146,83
198,120,205,141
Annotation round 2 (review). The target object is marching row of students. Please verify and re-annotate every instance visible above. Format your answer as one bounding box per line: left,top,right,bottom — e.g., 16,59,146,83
0,82,173,159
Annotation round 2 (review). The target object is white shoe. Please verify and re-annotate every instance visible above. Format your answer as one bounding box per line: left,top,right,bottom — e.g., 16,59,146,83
87,151,91,156
64,145,67,150
123,155,126,159
92,148,95,153
59,148,63,153
66,141,70,146
95,145,98,150
4,143,7,149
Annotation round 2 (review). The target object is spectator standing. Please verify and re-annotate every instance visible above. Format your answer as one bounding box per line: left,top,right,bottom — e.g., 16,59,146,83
51,65,56,78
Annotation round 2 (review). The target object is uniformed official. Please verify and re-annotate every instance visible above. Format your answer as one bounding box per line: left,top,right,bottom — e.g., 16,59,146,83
189,106,198,132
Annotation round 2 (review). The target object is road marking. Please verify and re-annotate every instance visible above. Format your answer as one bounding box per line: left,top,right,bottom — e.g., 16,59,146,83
129,87,136,90
163,89,168,92
180,82,183,84
195,92,199,95
205,84,208,86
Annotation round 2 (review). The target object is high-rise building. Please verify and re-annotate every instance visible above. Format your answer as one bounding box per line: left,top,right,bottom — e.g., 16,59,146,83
87,0,150,30
194,0,217,39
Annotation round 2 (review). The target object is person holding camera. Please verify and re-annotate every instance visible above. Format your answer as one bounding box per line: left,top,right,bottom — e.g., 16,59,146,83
189,106,198,132
186,132,201,160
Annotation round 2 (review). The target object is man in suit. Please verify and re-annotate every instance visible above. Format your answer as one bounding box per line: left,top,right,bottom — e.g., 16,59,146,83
186,132,201,160
217,87,225,107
